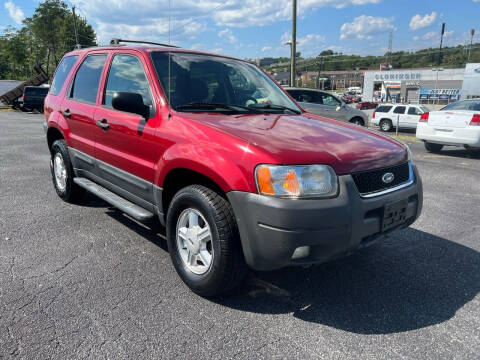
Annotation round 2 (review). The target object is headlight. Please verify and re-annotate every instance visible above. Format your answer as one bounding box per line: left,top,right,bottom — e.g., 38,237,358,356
405,145,414,164
255,164,338,198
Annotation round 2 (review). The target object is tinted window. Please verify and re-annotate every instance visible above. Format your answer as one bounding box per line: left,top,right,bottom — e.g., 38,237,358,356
103,54,153,108
50,56,78,96
376,105,393,112
408,107,422,115
322,93,341,106
442,100,480,111
288,90,322,104
393,106,406,114
70,54,107,104
25,87,49,96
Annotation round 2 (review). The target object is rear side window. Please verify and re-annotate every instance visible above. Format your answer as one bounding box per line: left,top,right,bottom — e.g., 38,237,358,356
408,107,422,115
70,54,107,104
50,56,78,96
393,106,406,114
376,105,392,113
25,87,49,96
103,54,152,108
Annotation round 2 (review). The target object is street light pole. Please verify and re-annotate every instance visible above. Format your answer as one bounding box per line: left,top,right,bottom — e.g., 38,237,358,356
290,0,297,87
434,23,446,105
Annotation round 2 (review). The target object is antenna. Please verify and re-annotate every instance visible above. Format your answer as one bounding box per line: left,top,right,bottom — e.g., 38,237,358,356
168,0,172,118
72,6,80,49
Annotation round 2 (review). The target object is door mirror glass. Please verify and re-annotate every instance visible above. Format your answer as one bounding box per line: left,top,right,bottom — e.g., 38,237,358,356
112,92,150,118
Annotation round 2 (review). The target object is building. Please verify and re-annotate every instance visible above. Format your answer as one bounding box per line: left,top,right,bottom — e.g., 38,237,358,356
363,63,480,104
256,57,278,67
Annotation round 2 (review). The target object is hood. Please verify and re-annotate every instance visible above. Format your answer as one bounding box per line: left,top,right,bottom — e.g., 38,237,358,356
181,112,407,175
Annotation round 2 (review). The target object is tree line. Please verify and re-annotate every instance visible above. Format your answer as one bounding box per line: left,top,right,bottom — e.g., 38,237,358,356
268,44,480,73
0,0,96,81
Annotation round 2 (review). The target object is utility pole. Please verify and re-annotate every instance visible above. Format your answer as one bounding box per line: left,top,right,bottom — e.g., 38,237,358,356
72,6,80,49
387,31,393,69
290,0,297,87
468,29,475,62
434,23,446,105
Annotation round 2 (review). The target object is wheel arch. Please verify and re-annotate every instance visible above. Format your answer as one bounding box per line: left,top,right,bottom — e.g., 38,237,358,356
47,126,65,152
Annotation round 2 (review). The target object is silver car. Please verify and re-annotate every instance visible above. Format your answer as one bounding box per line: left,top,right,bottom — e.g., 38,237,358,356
285,87,368,126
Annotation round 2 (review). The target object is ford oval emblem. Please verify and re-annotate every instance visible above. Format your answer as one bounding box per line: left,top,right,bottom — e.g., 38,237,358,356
382,172,395,184
475,68,480,73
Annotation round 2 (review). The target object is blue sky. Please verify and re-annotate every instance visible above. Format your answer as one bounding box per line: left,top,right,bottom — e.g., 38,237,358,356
1,0,480,59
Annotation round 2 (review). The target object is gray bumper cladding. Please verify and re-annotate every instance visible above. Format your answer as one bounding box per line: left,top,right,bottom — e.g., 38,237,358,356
227,164,423,271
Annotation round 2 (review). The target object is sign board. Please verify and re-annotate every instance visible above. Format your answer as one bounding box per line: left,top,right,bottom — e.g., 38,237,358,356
419,88,461,100
374,73,421,81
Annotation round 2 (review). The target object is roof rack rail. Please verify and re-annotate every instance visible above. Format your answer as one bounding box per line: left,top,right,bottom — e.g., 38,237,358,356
110,38,179,48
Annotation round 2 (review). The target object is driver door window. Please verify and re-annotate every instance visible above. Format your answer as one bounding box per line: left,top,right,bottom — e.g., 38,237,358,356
322,93,341,107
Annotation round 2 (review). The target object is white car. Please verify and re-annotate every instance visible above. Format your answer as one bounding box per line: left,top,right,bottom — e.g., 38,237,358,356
372,104,430,132
416,99,480,152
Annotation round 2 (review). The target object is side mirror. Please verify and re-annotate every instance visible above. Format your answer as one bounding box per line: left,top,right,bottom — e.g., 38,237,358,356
112,92,150,119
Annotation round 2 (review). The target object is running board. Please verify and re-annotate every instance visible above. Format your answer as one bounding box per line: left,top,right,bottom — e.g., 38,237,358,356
73,177,155,222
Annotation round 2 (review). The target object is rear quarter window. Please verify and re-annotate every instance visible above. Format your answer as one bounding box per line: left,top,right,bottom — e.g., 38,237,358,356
50,56,79,96
376,105,393,113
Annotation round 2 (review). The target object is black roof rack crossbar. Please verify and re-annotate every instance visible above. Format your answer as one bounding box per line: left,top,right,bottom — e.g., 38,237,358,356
110,38,179,48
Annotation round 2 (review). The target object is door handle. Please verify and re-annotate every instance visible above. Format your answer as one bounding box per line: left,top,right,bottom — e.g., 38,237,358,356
96,119,110,130
62,109,71,118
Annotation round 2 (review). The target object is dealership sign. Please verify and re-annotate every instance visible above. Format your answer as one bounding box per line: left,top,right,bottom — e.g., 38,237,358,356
375,73,421,81
419,88,460,100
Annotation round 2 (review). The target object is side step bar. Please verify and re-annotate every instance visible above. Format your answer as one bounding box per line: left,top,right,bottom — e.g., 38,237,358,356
73,177,155,222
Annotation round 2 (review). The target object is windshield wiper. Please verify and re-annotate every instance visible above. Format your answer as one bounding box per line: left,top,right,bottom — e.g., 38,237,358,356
247,103,302,114
176,102,261,113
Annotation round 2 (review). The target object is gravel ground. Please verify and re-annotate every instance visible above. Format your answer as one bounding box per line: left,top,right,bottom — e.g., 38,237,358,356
1,111,479,359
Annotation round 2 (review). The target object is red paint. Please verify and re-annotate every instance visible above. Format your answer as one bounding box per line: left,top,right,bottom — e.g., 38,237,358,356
45,45,408,195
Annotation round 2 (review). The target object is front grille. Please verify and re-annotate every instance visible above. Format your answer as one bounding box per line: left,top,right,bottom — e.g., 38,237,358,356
351,162,410,195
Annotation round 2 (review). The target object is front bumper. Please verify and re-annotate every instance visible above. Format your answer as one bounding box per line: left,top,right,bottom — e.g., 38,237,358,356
227,164,422,271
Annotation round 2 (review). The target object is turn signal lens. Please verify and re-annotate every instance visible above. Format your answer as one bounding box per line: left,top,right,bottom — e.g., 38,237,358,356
419,112,429,122
255,164,338,198
372,112,376,119
470,114,480,126
256,166,274,195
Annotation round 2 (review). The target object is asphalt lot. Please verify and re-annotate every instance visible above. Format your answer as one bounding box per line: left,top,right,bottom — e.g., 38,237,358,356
1,111,479,359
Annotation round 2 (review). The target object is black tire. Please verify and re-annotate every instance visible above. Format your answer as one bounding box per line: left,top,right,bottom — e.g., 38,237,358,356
379,119,392,132
350,117,364,126
166,185,247,297
50,139,84,202
424,142,443,153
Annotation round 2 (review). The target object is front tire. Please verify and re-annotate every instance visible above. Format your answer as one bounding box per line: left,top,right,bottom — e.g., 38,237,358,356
424,142,443,153
166,185,247,296
350,117,364,126
50,139,84,202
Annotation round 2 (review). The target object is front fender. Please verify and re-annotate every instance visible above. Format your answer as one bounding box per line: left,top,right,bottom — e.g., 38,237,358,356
155,141,254,193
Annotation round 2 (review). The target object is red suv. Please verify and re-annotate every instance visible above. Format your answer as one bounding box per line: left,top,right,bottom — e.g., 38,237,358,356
44,41,422,296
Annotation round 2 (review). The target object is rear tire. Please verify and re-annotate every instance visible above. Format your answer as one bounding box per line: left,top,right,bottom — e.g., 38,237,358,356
424,142,443,153
166,185,247,297
50,139,84,202
379,119,392,132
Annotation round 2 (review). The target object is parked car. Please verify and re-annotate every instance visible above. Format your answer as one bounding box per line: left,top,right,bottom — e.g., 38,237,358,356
285,87,368,126
22,86,49,112
44,42,422,296
372,104,430,132
357,101,378,110
416,99,480,152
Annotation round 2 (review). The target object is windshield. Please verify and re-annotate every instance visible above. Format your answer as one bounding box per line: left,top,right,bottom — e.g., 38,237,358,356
151,52,301,114
441,100,480,111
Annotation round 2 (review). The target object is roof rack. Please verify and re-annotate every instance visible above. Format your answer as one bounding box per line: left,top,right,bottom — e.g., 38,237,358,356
110,38,179,48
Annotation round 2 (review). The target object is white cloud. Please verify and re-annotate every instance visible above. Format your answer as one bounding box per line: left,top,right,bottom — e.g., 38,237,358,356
4,1,25,24
409,12,437,30
262,46,272,52
71,0,384,44
280,32,327,56
340,15,395,40
218,28,237,44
